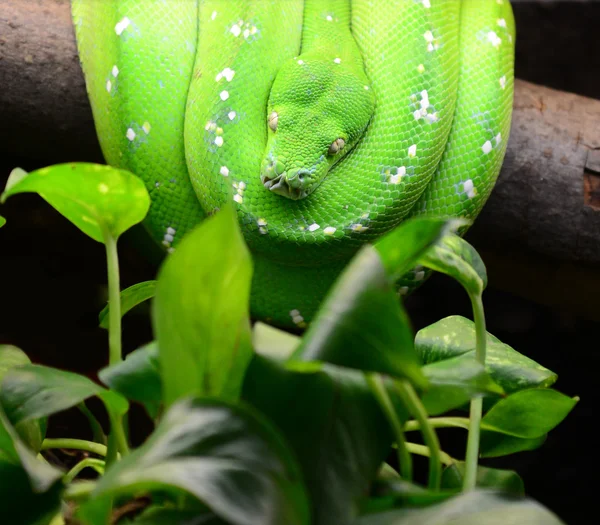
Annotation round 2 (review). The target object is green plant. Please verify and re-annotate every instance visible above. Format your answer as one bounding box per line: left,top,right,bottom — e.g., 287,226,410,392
0,163,576,525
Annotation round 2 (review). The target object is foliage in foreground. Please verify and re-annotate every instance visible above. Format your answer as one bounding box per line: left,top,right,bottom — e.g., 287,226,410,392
0,163,576,524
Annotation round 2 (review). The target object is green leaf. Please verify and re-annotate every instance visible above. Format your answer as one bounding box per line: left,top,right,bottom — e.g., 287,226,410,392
0,364,128,426
364,478,454,514
1,163,150,242
415,316,557,393
243,355,395,525
0,407,63,525
292,246,426,387
99,342,162,418
0,347,46,452
79,398,310,525
353,490,566,524
99,280,156,329
253,322,300,361
418,234,487,295
421,355,503,415
441,462,524,494
481,388,578,439
374,217,460,281
0,215,5,228
479,433,547,458
153,205,253,407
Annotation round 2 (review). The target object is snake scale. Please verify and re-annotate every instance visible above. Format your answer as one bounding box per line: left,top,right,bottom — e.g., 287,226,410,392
72,0,515,329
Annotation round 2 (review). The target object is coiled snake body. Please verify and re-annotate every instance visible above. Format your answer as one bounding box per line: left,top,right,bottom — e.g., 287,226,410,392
72,0,515,329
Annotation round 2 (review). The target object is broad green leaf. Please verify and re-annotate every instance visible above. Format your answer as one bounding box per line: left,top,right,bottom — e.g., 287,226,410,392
292,246,426,387
0,215,5,228
153,205,253,407
0,407,63,525
421,355,503,415
253,322,300,361
418,234,487,295
243,354,396,525
79,398,310,525
99,342,162,418
441,462,524,494
415,316,557,393
481,388,578,439
353,490,565,525
0,347,46,451
99,280,156,328
374,217,460,281
479,432,547,458
0,364,127,426
1,163,150,242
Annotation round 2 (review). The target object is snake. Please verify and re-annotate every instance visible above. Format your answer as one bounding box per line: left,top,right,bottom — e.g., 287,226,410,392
71,0,515,330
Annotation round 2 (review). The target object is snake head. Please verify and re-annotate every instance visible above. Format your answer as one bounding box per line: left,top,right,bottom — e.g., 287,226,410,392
261,54,375,200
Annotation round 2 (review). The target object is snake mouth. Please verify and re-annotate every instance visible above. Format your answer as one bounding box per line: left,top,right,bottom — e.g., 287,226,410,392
261,172,308,200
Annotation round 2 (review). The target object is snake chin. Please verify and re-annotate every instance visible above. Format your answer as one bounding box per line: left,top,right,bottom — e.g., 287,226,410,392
261,172,308,200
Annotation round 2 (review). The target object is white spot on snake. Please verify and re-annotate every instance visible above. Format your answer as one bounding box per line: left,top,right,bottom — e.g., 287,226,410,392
495,132,502,146
334,58,341,64
126,128,136,141
167,226,176,235
233,194,243,203
257,218,267,226
98,183,109,194
243,28,250,39
290,309,300,316
399,286,409,296
364,85,370,90
205,120,217,131
115,17,131,36
228,111,237,121
389,166,406,184
142,121,151,134
417,63,425,74
351,223,368,232
308,223,320,232
112,65,119,77
497,18,507,28
415,271,425,281
216,67,235,82
220,166,229,177
422,0,431,7
164,233,174,244
230,23,242,37
324,226,336,235
499,75,507,89
106,80,112,92
211,10,217,21
420,90,430,110
423,30,438,52
297,59,304,65
326,15,333,21
463,179,477,199
408,144,417,158
487,31,502,48
482,140,493,154
214,136,224,147
220,90,229,101
238,181,246,190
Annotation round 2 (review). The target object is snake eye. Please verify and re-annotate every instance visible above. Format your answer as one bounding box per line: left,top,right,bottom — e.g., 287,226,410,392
268,111,278,131
328,137,346,155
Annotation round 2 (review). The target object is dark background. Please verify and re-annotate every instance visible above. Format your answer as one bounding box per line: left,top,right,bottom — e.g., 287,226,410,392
0,2,597,523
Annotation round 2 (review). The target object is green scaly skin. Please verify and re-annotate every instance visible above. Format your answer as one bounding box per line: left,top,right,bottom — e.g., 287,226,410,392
72,0,515,330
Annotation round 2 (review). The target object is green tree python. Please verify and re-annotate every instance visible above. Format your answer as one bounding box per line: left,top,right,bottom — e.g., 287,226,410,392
71,0,515,329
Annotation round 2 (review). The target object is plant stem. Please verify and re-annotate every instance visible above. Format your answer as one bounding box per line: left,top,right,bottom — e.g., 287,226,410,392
463,292,487,491
78,402,106,444
404,417,470,432
63,458,105,484
395,379,443,490
109,411,130,457
405,443,455,467
41,438,107,457
63,480,96,502
365,373,412,481
104,232,122,366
